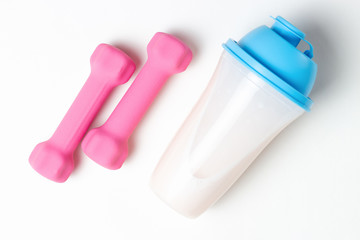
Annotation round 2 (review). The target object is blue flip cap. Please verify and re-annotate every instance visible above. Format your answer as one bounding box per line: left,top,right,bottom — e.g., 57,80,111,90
223,16,317,111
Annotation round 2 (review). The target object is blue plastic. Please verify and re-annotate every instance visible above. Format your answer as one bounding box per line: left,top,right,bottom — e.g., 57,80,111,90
223,16,317,111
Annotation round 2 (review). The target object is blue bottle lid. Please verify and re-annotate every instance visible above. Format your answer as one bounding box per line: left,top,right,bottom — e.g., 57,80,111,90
223,16,317,111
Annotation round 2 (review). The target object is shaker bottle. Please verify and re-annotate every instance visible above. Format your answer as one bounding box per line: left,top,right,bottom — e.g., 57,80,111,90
150,16,317,218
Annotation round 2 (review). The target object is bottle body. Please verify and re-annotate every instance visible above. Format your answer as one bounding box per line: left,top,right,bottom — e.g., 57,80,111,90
150,51,304,218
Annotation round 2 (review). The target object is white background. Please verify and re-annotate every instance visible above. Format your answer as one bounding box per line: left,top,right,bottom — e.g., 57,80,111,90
1,0,359,239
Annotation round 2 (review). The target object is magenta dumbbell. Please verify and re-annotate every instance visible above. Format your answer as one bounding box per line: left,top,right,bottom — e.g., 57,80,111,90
81,32,192,170
29,44,135,182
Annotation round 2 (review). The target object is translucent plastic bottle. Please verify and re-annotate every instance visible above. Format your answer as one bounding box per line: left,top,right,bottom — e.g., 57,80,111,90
150,16,317,218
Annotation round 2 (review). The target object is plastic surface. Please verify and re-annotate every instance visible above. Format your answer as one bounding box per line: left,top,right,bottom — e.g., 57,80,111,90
223,16,317,111
271,16,305,47
29,44,135,182
150,51,305,218
81,32,193,170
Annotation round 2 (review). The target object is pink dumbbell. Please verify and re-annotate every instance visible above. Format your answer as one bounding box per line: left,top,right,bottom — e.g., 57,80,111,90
81,32,192,170
29,44,135,182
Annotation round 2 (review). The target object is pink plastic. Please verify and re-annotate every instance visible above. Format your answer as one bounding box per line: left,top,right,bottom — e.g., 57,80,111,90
29,44,136,182
81,32,193,170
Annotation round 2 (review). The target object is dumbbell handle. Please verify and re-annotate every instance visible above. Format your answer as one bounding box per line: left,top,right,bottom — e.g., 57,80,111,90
103,62,170,138
51,74,114,153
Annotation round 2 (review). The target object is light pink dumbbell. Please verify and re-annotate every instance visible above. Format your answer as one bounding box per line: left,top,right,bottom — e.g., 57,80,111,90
29,44,136,182
81,32,192,170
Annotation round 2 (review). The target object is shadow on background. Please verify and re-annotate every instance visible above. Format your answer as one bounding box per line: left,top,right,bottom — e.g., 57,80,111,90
299,18,341,98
